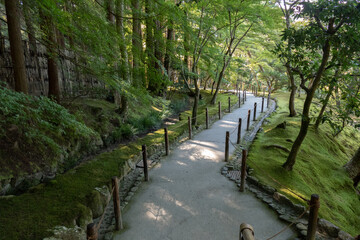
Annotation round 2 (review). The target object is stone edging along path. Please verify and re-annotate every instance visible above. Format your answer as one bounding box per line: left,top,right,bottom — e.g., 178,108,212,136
221,98,356,240
89,95,245,240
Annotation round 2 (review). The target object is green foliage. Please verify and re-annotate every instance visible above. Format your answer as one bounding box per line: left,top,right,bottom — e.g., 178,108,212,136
0,91,236,240
248,92,360,235
0,86,97,176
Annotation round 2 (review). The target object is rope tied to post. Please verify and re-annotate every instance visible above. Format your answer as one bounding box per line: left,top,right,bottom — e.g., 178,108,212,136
95,186,115,232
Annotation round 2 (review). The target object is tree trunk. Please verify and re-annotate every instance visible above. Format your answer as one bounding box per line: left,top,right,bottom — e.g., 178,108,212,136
116,0,130,83
23,1,45,94
164,23,174,82
314,86,334,130
210,60,228,104
210,81,215,95
145,0,154,90
344,147,360,180
131,0,143,87
5,0,28,93
106,0,115,23
286,65,297,117
283,40,331,170
192,84,200,126
115,0,130,116
41,11,60,101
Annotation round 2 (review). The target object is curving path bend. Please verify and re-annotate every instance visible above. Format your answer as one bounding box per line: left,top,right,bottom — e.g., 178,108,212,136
113,93,297,240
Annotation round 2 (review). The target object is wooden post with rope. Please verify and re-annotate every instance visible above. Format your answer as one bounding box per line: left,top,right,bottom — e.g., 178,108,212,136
142,145,149,181
188,116,192,139
218,101,221,119
228,96,231,113
306,194,320,240
237,118,242,144
253,103,257,121
86,223,98,240
225,131,230,162
247,110,251,131
206,107,209,129
240,223,254,240
112,177,123,230
240,149,247,192
164,128,169,156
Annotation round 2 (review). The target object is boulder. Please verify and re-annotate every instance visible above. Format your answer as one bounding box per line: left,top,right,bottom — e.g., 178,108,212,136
318,218,340,238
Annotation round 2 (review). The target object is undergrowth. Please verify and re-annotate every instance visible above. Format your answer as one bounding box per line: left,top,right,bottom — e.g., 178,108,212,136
0,90,238,240
247,92,360,235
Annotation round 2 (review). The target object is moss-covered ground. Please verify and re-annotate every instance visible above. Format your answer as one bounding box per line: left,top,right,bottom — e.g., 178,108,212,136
247,92,360,235
0,90,238,240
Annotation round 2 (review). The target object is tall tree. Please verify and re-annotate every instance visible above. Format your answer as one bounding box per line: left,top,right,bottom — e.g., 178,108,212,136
277,0,299,117
40,9,60,102
5,0,28,93
131,0,144,87
280,0,360,170
23,1,44,94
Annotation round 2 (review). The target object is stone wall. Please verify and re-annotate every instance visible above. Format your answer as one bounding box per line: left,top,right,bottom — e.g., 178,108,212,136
0,38,102,96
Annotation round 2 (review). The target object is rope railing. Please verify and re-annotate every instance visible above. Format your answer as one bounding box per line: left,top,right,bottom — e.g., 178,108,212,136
87,185,117,240
86,90,246,239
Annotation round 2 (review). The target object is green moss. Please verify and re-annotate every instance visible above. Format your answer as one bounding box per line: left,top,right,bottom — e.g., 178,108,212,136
0,91,238,240
248,92,360,236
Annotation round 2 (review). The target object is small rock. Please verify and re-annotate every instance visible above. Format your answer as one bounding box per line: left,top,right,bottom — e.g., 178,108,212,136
279,214,296,222
296,218,308,225
222,167,228,171
262,185,276,194
131,187,138,192
221,171,228,175
301,230,307,237
296,223,307,231
247,176,259,186
127,192,134,197
125,196,132,202
262,197,273,204
338,230,354,240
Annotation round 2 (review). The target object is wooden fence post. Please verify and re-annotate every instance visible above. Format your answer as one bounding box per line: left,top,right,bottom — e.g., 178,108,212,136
244,90,247,102
225,131,229,162
164,128,169,156
228,96,231,112
218,101,221,119
240,149,247,192
142,145,149,181
237,118,242,144
240,223,254,240
306,194,320,240
261,97,264,113
267,94,270,108
253,103,257,121
206,107,209,129
112,177,123,230
247,110,251,131
239,94,241,108
188,116,192,139
87,223,98,240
